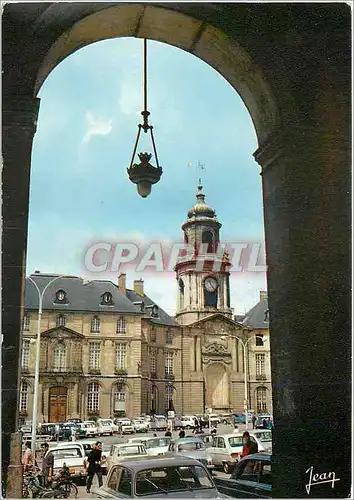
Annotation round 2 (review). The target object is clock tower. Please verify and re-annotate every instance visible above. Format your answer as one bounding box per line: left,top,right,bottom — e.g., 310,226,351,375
175,182,232,325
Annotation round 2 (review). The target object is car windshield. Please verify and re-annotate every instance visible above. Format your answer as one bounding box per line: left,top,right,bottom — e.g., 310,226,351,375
254,431,272,442
178,442,204,451
145,438,170,449
228,437,243,447
135,465,214,495
100,420,111,426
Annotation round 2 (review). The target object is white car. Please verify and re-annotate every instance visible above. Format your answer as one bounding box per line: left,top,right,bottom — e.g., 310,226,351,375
81,421,98,437
118,418,135,434
50,444,87,479
106,443,148,470
133,419,149,433
128,436,171,456
180,415,196,429
97,419,118,436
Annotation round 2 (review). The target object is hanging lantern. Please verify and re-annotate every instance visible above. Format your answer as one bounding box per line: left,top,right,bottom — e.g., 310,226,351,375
127,39,163,198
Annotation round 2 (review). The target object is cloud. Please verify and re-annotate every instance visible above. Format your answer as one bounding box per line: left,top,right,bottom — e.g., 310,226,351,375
82,111,113,143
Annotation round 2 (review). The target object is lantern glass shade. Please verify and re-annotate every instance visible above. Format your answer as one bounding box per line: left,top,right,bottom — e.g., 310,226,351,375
137,182,152,198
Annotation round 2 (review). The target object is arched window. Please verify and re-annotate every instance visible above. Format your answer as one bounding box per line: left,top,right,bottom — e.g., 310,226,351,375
53,343,66,371
117,317,126,334
202,231,214,253
87,382,100,413
23,312,30,331
20,380,28,412
91,316,100,333
56,314,66,327
256,387,267,412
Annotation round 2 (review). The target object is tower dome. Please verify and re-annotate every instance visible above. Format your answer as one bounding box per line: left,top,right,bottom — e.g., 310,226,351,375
187,183,216,219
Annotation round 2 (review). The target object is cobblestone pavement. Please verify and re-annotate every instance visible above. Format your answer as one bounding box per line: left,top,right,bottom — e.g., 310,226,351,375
75,423,249,498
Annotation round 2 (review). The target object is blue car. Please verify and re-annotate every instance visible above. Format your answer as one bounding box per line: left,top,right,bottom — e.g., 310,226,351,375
214,453,272,498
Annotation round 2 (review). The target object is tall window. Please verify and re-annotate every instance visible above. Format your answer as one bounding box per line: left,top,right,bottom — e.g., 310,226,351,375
21,339,30,370
116,317,126,334
115,344,127,369
165,352,174,376
165,384,173,408
87,382,100,412
150,329,156,343
20,381,28,412
53,343,66,371
91,316,100,333
202,230,214,253
113,387,126,411
256,354,265,376
89,342,101,370
56,314,66,327
165,328,173,344
23,313,30,331
256,387,267,412
179,279,184,309
150,351,156,375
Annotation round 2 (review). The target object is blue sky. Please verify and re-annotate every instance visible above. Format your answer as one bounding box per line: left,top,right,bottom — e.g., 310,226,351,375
27,37,266,315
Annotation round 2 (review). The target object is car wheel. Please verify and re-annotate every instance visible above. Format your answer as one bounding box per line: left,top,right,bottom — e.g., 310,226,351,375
223,462,231,474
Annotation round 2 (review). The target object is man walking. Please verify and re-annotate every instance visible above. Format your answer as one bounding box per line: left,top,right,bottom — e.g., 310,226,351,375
86,441,103,494
252,415,257,429
22,441,33,472
40,442,54,487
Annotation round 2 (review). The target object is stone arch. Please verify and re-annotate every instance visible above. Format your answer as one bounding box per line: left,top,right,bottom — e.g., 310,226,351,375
205,362,229,411
111,380,133,417
33,4,279,145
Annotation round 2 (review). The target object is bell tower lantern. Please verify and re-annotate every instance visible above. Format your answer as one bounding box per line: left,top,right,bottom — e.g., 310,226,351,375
175,182,232,325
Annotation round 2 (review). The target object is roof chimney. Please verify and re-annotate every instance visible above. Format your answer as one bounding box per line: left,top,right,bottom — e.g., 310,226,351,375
118,273,126,295
260,290,268,300
134,279,144,297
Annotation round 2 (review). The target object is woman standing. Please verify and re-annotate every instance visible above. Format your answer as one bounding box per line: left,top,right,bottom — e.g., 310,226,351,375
241,431,258,458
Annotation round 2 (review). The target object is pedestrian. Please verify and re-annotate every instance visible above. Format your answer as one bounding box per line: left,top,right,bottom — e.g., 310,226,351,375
165,428,172,437
241,431,258,458
233,423,239,433
210,425,217,435
40,442,54,487
22,441,33,472
86,441,103,494
267,419,273,430
262,418,267,429
252,415,257,429
178,429,185,439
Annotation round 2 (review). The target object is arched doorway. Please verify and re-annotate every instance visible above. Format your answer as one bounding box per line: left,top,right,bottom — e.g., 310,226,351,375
49,386,68,423
112,381,128,417
205,363,229,411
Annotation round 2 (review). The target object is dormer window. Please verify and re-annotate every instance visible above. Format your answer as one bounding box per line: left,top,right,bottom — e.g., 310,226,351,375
101,292,114,305
256,334,264,347
91,316,100,333
151,305,159,318
55,289,67,304
56,314,66,327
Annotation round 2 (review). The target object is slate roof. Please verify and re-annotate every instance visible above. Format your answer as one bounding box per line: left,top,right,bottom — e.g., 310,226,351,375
242,297,269,329
125,289,179,327
25,274,142,315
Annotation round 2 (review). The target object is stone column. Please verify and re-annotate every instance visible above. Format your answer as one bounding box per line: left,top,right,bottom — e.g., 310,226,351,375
255,122,351,497
2,95,40,487
196,337,202,372
231,338,237,371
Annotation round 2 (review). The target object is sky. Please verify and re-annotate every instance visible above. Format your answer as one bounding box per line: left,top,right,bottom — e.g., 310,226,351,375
27,37,267,316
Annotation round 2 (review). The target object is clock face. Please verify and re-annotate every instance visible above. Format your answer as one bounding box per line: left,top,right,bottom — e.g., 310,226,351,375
204,277,218,293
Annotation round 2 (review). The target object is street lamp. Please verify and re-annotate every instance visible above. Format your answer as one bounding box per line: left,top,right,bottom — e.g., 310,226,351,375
220,333,267,430
27,274,70,452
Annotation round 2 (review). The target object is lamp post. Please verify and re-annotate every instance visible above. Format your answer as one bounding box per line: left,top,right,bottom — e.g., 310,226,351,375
27,274,69,452
221,333,266,430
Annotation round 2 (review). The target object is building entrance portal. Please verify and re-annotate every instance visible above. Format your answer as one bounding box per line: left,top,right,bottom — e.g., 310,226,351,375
49,386,68,422
205,363,229,411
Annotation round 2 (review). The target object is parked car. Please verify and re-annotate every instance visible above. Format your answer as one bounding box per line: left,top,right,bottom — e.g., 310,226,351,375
117,419,136,434
250,429,272,453
50,444,87,480
107,443,148,470
254,415,273,429
180,415,196,429
80,421,98,437
128,437,171,456
219,414,233,424
208,433,266,474
214,453,272,497
95,455,223,498
97,419,118,436
166,437,214,471
150,415,167,431
133,419,150,433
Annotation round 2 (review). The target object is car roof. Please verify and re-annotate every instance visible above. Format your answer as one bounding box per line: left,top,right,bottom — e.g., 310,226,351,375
171,437,204,443
113,442,145,448
242,452,272,460
109,455,201,470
